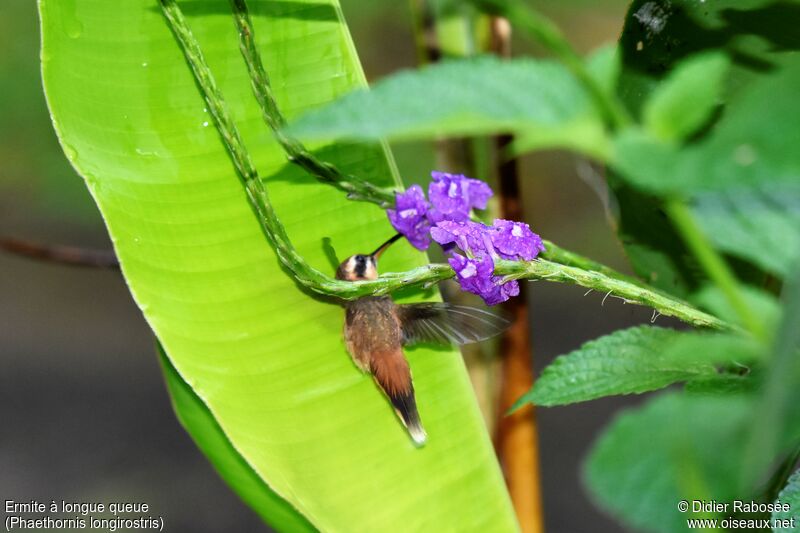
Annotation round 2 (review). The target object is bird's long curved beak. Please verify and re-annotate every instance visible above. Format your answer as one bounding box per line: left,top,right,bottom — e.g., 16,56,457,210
370,233,403,260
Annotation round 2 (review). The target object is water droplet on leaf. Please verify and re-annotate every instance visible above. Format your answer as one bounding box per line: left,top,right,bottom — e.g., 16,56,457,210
66,20,83,39
135,147,159,157
734,144,757,166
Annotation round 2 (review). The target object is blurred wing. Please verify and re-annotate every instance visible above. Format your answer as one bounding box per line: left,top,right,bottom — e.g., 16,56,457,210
397,303,510,346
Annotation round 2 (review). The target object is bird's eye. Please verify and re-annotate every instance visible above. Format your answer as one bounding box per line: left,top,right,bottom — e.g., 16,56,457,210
355,255,366,265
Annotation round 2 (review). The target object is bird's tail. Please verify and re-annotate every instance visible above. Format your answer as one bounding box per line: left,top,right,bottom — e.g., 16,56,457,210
387,386,426,445
371,352,427,445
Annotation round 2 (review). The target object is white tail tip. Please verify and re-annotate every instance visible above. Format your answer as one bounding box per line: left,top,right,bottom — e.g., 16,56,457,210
408,424,427,446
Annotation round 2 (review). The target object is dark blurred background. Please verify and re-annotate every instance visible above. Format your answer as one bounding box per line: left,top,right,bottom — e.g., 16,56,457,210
1,0,675,531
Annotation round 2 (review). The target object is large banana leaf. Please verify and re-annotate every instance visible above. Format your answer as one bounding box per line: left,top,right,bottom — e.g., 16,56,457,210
39,0,518,531
158,344,315,531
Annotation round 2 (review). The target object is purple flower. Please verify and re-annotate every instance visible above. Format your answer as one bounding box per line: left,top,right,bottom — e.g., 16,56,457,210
430,220,494,254
448,253,520,306
432,220,522,306
387,185,431,250
428,172,493,223
490,219,546,261
490,277,520,305
384,171,543,306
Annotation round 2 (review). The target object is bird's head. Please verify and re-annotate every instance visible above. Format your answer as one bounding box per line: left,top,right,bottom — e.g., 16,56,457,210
335,234,402,281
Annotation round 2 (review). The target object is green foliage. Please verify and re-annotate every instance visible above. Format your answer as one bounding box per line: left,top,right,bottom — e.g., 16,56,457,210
774,469,800,532
585,277,800,532
585,392,751,533
642,52,728,142
585,0,800,519
610,0,800,297
39,0,517,531
289,56,609,158
515,326,717,407
528,1,800,529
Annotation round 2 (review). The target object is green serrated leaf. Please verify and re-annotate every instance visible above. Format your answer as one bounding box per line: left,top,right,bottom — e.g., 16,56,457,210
642,52,728,142
584,392,751,533
39,1,518,531
773,469,800,532
516,326,716,408
289,56,608,157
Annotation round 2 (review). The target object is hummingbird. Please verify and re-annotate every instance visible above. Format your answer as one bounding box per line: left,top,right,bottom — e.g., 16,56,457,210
335,234,509,445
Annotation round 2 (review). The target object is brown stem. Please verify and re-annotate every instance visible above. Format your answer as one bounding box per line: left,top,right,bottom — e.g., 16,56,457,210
0,237,119,269
495,299,543,533
490,15,545,533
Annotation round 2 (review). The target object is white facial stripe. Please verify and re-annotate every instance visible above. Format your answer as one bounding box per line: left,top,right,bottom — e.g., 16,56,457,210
364,261,377,280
